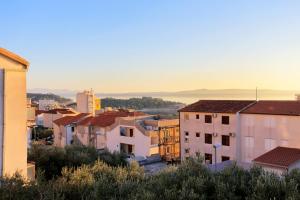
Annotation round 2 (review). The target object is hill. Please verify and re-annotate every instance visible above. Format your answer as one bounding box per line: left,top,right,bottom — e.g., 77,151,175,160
101,97,184,110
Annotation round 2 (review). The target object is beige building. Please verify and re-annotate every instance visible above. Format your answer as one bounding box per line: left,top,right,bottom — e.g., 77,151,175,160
76,90,96,115
53,113,91,147
36,108,77,128
0,48,29,177
179,100,255,164
180,100,300,173
240,101,300,164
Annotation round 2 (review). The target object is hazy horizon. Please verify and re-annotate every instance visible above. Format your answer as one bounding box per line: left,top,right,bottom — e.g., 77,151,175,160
28,88,299,104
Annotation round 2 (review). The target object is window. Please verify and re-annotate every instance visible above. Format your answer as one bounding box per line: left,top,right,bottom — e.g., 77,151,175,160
205,115,212,123
222,135,230,146
184,137,189,143
264,138,276,151
205,153,212,164
185,148,190,154
222,156,230,162
71,126,75,132
281,140,288,147
120,127,126,136
185,131,189,136
184,113,189,120
245,136,254,148
196,132,200,137
129,129,134,137
222,116,230,125
196,152,201,157
205,133,212,144
196,114,200,119
166,146,171,153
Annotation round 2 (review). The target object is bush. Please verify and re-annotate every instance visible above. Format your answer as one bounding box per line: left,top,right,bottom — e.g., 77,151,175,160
28,144,126,180
4,157,300,199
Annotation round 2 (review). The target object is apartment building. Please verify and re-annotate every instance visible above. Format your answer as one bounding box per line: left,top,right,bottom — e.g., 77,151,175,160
240,101,300,163
180,100,300,173
0,48,29,177
53,109,179,160
179,100,255,164
143,119,180,161
76,90,101,115
53,113,91,147
36,108,77,128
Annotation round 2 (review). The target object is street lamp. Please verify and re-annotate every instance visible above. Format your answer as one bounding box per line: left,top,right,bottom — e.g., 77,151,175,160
213,143,222,172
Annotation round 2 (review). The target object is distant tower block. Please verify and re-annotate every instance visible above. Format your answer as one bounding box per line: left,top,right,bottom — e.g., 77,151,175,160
76,89,96,115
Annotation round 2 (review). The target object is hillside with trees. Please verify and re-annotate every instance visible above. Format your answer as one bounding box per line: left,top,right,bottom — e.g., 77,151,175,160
101,97,184,110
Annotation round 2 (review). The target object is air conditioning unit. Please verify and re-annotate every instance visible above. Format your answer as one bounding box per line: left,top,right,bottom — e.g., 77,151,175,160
212,113,218,118
213,132,218,137
229,132,236,137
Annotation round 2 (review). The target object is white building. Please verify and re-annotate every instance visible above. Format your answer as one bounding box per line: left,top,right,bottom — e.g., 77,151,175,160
38,99,59,111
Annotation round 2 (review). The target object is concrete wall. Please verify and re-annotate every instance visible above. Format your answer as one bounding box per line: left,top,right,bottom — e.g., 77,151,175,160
180,112,238,163
240,114,300,163
0,54,27,177
107,125,151,157
76,90,95,114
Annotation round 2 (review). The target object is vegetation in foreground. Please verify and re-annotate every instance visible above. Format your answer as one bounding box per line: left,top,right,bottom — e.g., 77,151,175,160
2,151,300,200
28,144,127,180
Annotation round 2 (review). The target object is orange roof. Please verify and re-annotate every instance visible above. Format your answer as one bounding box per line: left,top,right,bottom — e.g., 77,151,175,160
37,108,75,115
77,110,146,127
253,147,300,168
242,101,300,116
0,47,29,68
53,113,90,126
179,100,255,113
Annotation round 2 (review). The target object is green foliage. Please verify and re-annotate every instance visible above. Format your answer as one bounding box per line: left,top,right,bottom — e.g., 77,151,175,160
101,97,181,110
3,157,300,199
28,144,126,180
33,127,53,140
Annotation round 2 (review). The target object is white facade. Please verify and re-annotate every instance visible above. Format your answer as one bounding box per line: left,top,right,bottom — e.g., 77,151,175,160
38,99,59,111
106,124,153,157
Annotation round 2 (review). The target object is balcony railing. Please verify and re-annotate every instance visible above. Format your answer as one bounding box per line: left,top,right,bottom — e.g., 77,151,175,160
159,136,180,144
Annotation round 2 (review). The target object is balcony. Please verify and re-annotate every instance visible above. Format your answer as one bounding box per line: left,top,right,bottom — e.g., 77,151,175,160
159,136,180,144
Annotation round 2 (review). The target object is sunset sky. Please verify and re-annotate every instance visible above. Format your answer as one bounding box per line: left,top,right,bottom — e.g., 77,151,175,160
1,1,300,92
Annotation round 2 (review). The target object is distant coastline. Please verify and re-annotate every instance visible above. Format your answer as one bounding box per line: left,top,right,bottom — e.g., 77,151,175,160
28,88,299,104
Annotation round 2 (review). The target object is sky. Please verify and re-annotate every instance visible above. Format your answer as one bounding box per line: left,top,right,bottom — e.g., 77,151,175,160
1,0,300,93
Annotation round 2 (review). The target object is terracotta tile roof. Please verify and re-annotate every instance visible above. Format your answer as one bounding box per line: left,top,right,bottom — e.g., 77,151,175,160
77,110,146,127
35,110,46,116
242,101,300,116
179,100,255,113
0,47,29,68
53,113,90,126
39,108,76,115
253,147,300,168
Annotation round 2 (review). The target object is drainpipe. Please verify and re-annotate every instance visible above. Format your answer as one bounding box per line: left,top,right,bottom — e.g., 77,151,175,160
0,70,5,176
236,101,257,164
